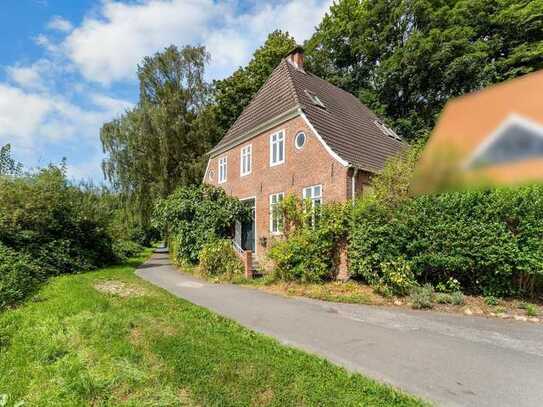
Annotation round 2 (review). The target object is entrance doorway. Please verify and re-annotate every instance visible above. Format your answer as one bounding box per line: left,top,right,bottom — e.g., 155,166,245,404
238,198,255,253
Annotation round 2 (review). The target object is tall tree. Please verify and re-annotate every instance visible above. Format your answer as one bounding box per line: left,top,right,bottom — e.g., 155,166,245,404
101,45,213,233
213,30,297,136
306,0,543,139
0,144,22,176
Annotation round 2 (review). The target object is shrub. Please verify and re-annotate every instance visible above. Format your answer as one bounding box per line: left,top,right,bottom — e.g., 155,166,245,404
410,284,434,309
267,197,350,283
434,293,453,304
435,278,462,293
484,296,499,306
0,164,143,310
113,240,144,262
525,304,539,317
198,239,243,278
350,184,543,297
376,258,417,296
450,291,465,305
0,244,43,309
153,185,248,264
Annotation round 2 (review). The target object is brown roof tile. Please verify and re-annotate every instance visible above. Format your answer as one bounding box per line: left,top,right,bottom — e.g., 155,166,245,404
210,59,405,172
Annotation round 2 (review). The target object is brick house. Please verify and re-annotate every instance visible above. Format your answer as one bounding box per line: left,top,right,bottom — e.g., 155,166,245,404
204,47,403,272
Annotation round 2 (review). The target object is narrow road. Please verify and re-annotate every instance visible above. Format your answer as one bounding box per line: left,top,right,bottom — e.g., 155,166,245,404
136,252,543,407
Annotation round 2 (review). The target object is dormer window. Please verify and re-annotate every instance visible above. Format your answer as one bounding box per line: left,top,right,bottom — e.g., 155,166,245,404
374,120,401,141
304,90,326,109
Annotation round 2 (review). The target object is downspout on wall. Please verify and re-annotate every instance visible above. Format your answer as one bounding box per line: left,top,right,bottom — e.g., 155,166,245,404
351,167,359,206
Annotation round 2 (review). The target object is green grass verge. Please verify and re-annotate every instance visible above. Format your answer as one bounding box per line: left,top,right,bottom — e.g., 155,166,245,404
0,250,427,406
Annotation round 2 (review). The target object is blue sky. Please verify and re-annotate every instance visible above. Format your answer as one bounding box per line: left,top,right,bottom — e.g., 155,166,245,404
0,0,331,182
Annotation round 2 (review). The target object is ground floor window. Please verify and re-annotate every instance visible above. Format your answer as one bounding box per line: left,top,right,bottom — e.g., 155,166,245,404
303,185,322,226
269,192,284,234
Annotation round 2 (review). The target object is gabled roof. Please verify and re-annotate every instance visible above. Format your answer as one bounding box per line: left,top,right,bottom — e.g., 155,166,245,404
209,59,405,172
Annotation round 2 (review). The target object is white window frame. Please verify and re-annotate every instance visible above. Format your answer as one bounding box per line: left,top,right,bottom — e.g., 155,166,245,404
303,185,323,226
269,192,284,234
240,144,252,176
303,185,323,208
269,130,285,167
294,131,306,150
218,156,227,184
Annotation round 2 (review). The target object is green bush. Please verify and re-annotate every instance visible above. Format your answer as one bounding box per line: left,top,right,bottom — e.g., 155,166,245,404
484,296,499,306
0,244,43,309
410,284,434,309
435,278,462,293
376,258,417,296
198,239,243,278
350,185,543,297
267,197,349,283
0,163,143,309
434,292,453,304
113,240,144,262
153,185,248,264
525,304,539,317
450,291,465,305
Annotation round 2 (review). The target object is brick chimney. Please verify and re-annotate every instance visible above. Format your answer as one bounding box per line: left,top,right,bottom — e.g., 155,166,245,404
287,46,304,71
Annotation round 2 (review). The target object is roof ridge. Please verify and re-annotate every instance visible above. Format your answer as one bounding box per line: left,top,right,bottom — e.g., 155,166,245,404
222,60,293,140
283,59,303,106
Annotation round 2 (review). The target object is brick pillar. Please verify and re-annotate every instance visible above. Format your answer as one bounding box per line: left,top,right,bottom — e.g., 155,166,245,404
335,243,350,281
244,250,253,279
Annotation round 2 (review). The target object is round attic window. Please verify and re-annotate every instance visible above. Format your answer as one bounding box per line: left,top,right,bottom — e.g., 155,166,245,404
208,169,215,180
295,132,306,149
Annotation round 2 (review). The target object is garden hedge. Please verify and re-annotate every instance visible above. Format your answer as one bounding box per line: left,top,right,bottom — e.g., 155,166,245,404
349,185,543,297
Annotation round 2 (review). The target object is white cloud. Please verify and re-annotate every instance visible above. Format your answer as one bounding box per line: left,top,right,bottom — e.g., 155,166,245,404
55,0,331,84
64,0,218,84
5,59,56,91
34,34,61,54
0,84,52,144
6,66,43,90
47,16,74,33
5,0,333,179
0,84,132,148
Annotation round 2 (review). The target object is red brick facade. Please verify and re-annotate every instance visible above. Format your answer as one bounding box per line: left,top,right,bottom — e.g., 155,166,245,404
204,115,369,261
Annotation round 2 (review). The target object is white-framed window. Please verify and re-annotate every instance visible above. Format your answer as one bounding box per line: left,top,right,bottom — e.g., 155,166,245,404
218,156,227,183
303,185,322,225
270,130,285,166
294,131,306,150
269,192,284,234
240,144,252,176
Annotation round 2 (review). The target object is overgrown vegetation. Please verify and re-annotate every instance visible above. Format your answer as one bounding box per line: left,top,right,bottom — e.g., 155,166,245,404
0,252,425,406
350,185,543,297
0,153,143,310
198,239,243,278
153,185,248,264
267,195,350,283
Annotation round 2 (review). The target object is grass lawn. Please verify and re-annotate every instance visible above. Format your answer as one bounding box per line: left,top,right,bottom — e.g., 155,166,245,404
0,251,426,407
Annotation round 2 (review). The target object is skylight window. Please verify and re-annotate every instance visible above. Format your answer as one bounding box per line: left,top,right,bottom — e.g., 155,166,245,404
374,120,401,141
304,90,326,109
